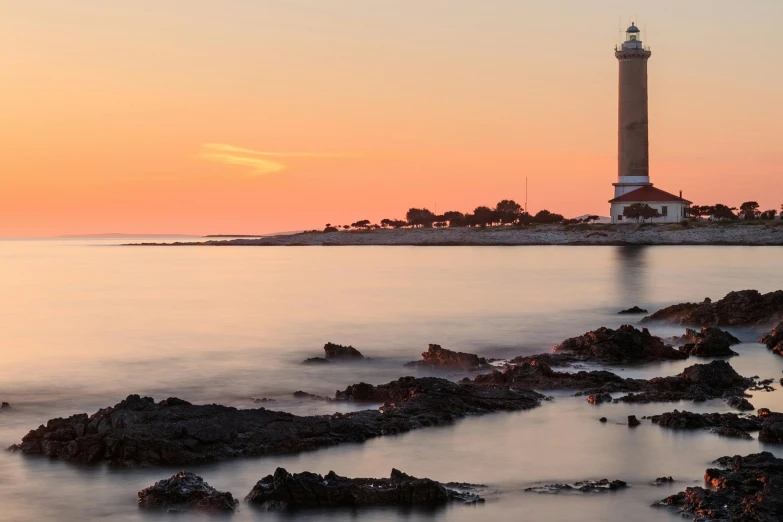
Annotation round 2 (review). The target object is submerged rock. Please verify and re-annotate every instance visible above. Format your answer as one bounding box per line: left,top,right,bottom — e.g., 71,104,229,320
650,410,759,440
1,402,10,409
727,396,755,411
323,342,364,360
762,319,783,356
137,471,237,513
470,357,645,394
293,391,332,401
657,452,783,521
643,289,783,327
11,378,543,466
553,325,687,364
627,415,641,427
245,468,482,510
525,479,627,494
616,360,753,404
618,306,648,315
652,476,675,486
599,417,608,423
675,327,741,357
404,344,490,371
302,357,332,365
587,393,613,405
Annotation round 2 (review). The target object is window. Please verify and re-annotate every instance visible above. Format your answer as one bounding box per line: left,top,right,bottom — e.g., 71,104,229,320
661,206,668,217
618,215,623,221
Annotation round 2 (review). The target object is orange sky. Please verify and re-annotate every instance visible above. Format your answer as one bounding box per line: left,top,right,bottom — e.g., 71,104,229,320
1,0,781,237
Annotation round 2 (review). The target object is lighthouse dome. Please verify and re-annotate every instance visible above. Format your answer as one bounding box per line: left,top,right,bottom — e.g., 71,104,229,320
627,23,640,33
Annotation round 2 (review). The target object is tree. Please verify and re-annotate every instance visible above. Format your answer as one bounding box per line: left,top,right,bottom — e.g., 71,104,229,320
406,208,437,228
739,201,761,220
323,226,339,233
581,215,600,224
711,204,738,221
472,206,497,227
350,219,371,229
495,200,523,224
342,225,350,230
623,203,660,223
759,209,778,220
533,209,565,224
442,211,466,227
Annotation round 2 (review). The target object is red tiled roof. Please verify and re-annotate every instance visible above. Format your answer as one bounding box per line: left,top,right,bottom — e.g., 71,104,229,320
609,186,692,204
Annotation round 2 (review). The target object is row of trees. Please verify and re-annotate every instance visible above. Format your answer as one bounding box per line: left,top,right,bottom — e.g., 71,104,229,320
324,200,602,232
688,202,781,221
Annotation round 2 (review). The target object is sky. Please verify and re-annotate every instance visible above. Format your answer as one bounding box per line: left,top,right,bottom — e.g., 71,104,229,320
1,0,781,237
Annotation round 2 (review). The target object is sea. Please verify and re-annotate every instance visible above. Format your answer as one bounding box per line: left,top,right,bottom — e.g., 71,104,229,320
1,239,782,521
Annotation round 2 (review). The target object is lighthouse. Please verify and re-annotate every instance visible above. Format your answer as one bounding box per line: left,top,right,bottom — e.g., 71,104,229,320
609,23,691,223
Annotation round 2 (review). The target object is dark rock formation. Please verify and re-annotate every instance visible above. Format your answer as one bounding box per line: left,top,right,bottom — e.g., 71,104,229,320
618,306,648,314
293,391,332,401
643,290,783,327
616,360,753,404
758,408,783,444
658,452,783,520
587,393,613,405
302,357,332,365
653,476,675,485
253,398,275,404
11,378,543,466
762,320,783,356
404,344,489,371
525,479,627,494
1,402,10,409
599,417,607,423
627,415,641,427
324,342,364,360
675,327,741,357
727,396,755,411
245,468,482,510
553,325,687,364
650,410,759,440
470,358,645,394
137,471,237,513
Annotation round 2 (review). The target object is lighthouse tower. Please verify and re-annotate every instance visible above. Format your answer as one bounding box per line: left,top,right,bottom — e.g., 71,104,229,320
614,23,652,197
608,23,691,223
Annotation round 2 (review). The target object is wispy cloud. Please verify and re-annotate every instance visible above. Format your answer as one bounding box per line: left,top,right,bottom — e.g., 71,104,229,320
200,143,355,176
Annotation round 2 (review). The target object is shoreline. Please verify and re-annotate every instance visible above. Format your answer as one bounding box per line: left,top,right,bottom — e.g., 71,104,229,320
127,223,783,247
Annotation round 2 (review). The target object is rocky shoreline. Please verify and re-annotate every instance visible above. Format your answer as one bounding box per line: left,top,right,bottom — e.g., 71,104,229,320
9,287,783,520
128,223,783,247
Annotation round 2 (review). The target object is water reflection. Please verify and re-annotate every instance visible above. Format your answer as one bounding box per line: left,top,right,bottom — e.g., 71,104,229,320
613,246,649,308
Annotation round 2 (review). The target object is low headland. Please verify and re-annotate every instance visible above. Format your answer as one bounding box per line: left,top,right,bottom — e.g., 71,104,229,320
135,222,783,247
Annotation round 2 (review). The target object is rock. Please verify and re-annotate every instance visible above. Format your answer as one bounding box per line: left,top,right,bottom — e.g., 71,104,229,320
617,360,753,404
245,468,482,509
650,409,772,440
675,327,740,357
599,417,607,423
11,379,543,466
587,393,613,405
293,391,332,401
727,396,755,411
761,319,783,356
404,344,490,371
553,325,687,364
137,471,237,513
653,476,674,485
627,415,641,427
302,357,332,364
253,398,275,403
525,479,627,494
1,402,10,409
618,306,648,314
323,342,364,360
643,290,783,327
657,452,783,520
470,357,645,393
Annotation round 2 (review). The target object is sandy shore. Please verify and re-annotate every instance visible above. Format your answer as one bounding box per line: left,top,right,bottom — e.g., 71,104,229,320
136,223,783,246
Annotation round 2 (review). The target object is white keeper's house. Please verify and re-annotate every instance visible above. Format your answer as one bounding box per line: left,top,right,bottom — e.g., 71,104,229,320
609,23,691,224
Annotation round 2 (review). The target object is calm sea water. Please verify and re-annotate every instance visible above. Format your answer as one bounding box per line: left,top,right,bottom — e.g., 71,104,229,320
1,240,782,521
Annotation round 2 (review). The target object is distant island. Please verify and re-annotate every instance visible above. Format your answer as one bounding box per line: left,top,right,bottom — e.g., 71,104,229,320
58,233,199,239
131,221,783,247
